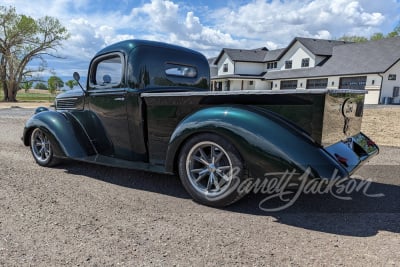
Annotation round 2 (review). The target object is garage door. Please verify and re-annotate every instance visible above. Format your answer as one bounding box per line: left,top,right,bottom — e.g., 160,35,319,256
339,76,367,90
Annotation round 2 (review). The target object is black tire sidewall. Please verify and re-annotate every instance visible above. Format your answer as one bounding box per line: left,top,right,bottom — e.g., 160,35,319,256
178,133,246,207
30,128,59,167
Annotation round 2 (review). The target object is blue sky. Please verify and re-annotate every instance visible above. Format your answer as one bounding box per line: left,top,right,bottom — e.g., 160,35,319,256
3,0,400,82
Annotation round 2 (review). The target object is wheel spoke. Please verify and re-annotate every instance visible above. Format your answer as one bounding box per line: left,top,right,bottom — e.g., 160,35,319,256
217,165,231,171
206,173,214,191
212,173,221,191
40,147,46,159
193,156,208,166
210,146,216,163
191,168,206,173
214,151,224,164
38,131,44,141
198,147,209,163
215,169,231,182
195,170,209,183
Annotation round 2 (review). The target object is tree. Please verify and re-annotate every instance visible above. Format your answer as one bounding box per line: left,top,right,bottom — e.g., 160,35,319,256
387,22,400,38
34,82,47,90
47,75,63,94
0,6,69,102
370,32,384,41
19,80,33,92
338,35,368,43
65,79,78,89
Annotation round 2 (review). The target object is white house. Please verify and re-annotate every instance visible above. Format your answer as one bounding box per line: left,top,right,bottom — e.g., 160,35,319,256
210,37,400,104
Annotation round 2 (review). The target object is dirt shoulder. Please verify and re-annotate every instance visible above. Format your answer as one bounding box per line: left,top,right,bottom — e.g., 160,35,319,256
0,102,52,109
362,106,400,147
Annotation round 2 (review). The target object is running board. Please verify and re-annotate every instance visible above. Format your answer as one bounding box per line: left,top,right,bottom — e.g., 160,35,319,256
74,154,168,174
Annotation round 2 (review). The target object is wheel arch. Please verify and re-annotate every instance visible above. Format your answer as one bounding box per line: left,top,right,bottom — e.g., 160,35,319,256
23,110,94,159
165,106,348,179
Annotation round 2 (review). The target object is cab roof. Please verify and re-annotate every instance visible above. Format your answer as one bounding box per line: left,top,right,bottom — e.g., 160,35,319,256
95,39,205,58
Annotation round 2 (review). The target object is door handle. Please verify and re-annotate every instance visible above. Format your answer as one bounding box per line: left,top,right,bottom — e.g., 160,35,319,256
113,97,125,101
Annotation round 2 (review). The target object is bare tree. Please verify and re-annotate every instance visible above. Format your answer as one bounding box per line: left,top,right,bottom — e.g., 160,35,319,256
0,6,69,102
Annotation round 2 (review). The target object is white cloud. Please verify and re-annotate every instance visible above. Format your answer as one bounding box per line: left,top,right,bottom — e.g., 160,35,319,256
212,0,394,48
128,0,240,54
3,0,400,79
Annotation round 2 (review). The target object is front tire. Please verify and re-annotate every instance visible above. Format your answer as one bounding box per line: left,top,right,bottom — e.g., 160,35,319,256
30,128,60,167
178,133,248,207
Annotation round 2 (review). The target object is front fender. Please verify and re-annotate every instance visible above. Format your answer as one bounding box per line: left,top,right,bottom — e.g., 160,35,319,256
165,106,348,179
23,110,93,158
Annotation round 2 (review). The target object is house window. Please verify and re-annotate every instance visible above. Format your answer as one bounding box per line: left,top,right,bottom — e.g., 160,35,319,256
301,58,310,68
339,76,367,90
249,80,254,85
223,63,228,72
306,78,328,89
267,62,278,69
393,87,400,97
388,74,397,80
280,80,298,89
285,60,292,69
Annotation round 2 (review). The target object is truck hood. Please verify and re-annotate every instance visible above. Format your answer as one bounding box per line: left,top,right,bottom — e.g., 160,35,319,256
56,88,84,99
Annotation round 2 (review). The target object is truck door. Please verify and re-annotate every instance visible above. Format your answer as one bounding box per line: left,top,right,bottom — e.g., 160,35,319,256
86,52,133,160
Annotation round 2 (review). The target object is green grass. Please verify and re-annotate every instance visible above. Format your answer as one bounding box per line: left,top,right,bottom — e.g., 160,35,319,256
0,89,57,102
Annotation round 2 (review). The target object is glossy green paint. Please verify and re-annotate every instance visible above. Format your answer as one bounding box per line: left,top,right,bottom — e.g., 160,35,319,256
23,110,91,158
164,105,349,179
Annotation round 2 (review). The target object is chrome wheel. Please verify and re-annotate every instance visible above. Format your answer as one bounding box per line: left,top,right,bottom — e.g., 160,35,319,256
30,128,52,165
186,141,234,197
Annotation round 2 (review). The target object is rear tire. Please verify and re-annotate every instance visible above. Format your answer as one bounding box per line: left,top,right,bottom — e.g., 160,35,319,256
178,133,248,207
30,128,60,167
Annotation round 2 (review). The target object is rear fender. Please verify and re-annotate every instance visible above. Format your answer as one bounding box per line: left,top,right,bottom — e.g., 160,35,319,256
165,106,349,179
23,110,94,158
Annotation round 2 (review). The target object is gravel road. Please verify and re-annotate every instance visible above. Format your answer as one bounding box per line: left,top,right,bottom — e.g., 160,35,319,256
0,108,399,266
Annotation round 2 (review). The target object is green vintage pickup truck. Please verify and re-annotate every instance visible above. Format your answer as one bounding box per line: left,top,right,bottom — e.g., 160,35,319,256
23,40,378,207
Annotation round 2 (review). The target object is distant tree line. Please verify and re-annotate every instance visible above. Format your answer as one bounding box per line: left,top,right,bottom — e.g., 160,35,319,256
338,22,400,42
22,76,78,93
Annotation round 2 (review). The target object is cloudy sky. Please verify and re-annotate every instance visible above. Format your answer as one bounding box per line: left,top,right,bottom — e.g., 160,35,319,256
3,0,400,81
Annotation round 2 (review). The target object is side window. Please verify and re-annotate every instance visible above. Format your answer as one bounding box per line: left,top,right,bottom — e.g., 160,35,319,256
165,63,197,78
90,53,123,89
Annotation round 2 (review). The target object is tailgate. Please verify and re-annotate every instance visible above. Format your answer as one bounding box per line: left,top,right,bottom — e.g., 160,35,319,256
321,90,366,146
321,90,379,174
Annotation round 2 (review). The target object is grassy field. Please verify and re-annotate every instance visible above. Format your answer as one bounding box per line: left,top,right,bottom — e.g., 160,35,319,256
0,89,56,102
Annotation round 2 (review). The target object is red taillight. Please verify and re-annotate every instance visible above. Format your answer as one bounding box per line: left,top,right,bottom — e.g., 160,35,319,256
367,140,376,147
335,153,348,166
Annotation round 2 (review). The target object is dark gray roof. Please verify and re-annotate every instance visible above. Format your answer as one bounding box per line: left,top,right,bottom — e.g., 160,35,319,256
207,57,217,65
295,37,350,56
264,37,400,80
214,37,349,64
225,47,268,62
214,47,268,64
263,48,285,61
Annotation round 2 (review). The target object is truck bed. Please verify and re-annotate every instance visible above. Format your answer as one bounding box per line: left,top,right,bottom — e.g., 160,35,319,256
142,89,367,166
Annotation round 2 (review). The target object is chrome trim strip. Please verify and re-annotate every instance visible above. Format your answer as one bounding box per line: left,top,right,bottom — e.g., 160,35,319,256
141,89,367,97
